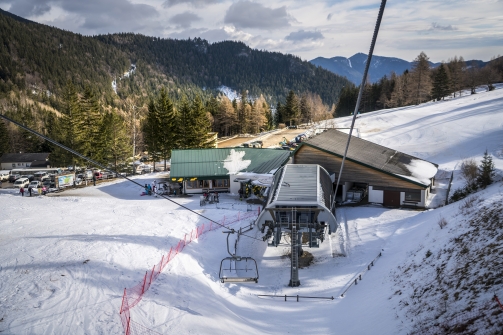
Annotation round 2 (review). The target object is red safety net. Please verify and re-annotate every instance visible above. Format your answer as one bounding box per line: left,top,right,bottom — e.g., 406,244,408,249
119,208,260,334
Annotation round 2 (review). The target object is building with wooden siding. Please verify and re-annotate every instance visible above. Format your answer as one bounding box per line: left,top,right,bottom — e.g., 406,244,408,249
293,129,438,208
170,148,291,194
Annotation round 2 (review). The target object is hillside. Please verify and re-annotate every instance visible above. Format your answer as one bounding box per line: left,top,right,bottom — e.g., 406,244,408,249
1,86,502,334
0,8,350,111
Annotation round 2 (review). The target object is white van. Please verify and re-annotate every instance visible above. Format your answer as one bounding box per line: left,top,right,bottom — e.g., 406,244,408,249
14,177,30,189
0,170,10,181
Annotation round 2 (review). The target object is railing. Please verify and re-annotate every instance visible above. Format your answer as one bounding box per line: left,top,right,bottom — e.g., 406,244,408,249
340,250,383,297
257,294,334,302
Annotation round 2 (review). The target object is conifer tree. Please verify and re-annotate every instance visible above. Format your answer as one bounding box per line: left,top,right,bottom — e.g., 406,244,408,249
80,85,103,161
0,119,10,156
156,88,177,170
99,111,130,171
409,52,432,105
57,81,86,167
284,90,300,126
432,63,450,101
177,96,192,149
477,150,495,189
189,95,216,148
143,99,161,165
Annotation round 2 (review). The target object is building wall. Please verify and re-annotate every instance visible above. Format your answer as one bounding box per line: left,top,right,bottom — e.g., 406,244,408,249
295,145,430,207
368,186,383,203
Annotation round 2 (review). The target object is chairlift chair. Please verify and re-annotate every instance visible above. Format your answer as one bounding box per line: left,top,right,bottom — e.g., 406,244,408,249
219,230,259,283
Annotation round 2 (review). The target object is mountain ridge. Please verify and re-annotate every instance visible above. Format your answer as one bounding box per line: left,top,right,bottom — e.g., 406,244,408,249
311,53,489,85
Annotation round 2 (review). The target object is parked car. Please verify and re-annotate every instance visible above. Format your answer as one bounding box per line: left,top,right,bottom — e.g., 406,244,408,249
42,179,52,188
28,181,41,189
8,174,21,183
14,177,30,189
0,172,9,181
20,175,35,182
94,171,103,180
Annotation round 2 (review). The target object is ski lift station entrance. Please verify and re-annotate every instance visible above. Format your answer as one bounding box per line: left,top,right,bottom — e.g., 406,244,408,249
256,164,337,286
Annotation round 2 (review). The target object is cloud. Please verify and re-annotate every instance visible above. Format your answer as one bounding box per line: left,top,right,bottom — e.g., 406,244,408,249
171,11,202,29
224,1,291,30
430,22,457,31
57,0,159,31
169,26,253,43
162,0,219,8
3,0,51,17
285,30,324,42
327,13,333,21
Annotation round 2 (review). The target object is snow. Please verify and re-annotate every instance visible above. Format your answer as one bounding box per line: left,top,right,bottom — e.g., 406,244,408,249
217,85,239,101
1,86,503,334
223,149,251,174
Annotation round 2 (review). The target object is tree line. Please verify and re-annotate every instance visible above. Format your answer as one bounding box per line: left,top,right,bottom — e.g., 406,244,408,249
335,52,503,116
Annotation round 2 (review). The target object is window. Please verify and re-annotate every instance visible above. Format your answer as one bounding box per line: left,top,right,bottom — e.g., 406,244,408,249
404,190,421,202
213,179,229,188
12,164,15,168
186,181,199,189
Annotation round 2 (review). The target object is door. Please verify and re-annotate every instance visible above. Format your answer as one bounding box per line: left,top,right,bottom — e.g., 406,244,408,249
383,190,400,207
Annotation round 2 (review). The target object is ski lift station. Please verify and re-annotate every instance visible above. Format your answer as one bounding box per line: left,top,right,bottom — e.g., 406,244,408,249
256,164,337,286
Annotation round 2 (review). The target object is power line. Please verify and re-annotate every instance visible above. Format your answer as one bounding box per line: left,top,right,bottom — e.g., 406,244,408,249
0,113,263,242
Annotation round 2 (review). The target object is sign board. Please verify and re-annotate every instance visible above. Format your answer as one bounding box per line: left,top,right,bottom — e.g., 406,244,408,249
57,174,75,188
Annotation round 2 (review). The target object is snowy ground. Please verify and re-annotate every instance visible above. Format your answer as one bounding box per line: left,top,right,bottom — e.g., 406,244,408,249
1,86,503,334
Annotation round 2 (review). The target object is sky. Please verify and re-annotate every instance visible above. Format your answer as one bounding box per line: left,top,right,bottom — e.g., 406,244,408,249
0,0,502,63
1,85,502,334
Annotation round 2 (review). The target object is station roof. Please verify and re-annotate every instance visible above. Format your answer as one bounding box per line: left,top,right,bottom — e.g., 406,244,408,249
299,129,438,187
170,148,291,180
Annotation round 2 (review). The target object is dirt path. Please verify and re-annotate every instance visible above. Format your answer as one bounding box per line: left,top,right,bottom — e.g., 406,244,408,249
217,128,308,148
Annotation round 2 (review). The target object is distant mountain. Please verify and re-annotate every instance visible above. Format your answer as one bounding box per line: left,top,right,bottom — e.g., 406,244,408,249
310,53,489,85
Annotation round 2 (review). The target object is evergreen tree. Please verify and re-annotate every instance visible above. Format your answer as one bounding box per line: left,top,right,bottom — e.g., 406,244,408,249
99,111,130,171
142,99,161,165
299,94,311,124
335,84,358,117
238,90,248,133
477,150,495,188
431,63,450,101
177,96,192,149
274,102,283,126
80,85,103,161
189,95,216,148
283,90,300,126
156,88,177,170
0,119,10,156
57,81,86,167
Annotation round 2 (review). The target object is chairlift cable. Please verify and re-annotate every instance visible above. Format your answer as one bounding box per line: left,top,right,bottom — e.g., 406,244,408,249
0,113,263,242
330,0,387,212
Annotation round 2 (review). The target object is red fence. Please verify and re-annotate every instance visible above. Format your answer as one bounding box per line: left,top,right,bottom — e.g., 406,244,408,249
119,209,260,335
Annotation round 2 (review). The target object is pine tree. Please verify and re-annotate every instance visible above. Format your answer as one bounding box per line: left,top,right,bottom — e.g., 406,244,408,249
143,99,161,165
156,88,177,170
99,111,130,171
477,150,495,189
0,119,10,156
80,85,103,161
189,95,215,148
283,90,300,126
177,96,192,149
58,81,86,167
432,63,450,101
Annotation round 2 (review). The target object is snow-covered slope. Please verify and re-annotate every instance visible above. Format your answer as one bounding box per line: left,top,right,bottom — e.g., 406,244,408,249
1,87,502,334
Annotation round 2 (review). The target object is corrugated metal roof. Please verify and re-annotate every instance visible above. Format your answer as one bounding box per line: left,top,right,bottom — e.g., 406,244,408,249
302,129,437,186
275,164,319,203
170,148,291,179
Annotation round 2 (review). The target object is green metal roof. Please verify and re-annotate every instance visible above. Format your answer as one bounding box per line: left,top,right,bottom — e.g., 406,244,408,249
170,148,291,179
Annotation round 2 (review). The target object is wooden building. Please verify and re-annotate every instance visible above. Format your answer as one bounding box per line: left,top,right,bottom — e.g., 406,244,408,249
170,148,291,194
293,129,438,208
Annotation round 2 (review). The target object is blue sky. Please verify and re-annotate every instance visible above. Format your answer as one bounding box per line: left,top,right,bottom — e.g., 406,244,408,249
1,0,502,62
